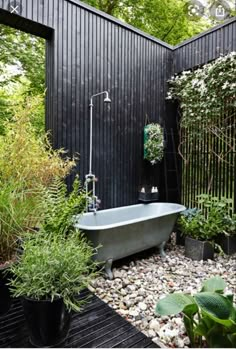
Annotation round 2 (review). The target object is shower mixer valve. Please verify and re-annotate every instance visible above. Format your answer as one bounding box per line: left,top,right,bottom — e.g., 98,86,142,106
85,174,100,212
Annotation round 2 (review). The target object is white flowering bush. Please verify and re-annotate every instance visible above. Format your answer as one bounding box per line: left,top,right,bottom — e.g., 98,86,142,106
167,52,236,138
144,123,164,165
166,52,236,165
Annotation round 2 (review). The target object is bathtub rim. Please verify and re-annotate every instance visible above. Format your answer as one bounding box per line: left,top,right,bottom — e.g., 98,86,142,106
75,202,186,231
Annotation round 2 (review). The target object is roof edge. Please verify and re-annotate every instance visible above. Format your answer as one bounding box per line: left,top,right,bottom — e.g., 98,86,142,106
66,1,236,52
174,16,236,49
67,0,174,50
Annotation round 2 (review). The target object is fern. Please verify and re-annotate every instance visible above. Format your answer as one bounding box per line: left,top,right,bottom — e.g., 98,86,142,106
40,176,87,236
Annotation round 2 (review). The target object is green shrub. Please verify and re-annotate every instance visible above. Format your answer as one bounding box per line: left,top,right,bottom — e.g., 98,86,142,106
0,181,42,264
9,177,97,312
0,99,75,189
9,231,98,311
178,195,234,241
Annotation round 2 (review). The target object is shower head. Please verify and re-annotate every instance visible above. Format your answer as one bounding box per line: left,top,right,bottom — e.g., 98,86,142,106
104,96,111,103
104,92,111,103
90,91,111,105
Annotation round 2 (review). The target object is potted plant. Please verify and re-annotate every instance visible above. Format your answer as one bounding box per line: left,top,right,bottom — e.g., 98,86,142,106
8,177,99,347
175,208,199,246
178,207,215,260
178,195,231,260
156,276,236,348
215,214,236,255
0,106,75,316
144,123,164,165
0,180,41,316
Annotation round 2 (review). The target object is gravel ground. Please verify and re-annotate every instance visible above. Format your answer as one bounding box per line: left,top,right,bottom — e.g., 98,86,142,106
91,234,236,348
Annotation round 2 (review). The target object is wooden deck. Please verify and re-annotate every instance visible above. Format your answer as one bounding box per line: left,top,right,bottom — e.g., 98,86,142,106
0,290,160,348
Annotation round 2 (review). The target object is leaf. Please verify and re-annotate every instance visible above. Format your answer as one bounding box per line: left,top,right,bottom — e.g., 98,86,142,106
227,333,236,348
156,294,195,316
183,303,199,347
201,276,226,293
195,292,236,326
206,324,234,348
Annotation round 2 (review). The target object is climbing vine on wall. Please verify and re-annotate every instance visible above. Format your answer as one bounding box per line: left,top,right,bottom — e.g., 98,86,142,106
167,52,236,205
167,52,236,163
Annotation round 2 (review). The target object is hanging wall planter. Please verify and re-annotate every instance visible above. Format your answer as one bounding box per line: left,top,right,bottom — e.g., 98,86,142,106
143,123,164,165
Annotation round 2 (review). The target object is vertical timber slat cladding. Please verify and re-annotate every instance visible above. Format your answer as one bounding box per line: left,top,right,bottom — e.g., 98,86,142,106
0,0,236,208
0,0,173,208
174,18,236,73
174,18,236,210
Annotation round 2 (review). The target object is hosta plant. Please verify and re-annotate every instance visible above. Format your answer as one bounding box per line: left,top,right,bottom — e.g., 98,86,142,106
144,123,164,165
156,276,236,348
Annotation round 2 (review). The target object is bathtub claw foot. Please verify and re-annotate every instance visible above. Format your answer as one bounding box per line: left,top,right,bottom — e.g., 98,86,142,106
105,259,113,279
158,241,166,258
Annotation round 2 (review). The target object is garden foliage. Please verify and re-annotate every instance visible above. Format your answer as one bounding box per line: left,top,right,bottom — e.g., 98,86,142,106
144,123,164,165
9,177,96,312
178,194,235,241
0,99,76,264
156,276,236,348
167,51,236,162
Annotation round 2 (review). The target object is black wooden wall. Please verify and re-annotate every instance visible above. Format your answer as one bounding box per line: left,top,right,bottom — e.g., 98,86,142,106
0,0,173,209
174,18,236,73
0,0,235,208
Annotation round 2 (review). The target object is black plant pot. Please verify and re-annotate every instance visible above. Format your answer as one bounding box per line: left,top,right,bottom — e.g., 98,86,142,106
175,229,185,246
22,297,71,347
185,236,214,261
0,267,12,316
216,234,236,255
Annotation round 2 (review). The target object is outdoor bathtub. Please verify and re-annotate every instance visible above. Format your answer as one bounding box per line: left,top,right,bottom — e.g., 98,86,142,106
75,203,185,278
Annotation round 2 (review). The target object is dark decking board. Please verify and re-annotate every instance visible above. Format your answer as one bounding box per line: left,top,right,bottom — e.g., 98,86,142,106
0,290,160,348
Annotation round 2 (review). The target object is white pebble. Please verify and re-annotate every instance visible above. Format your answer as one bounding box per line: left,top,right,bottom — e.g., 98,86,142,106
93,235,236,348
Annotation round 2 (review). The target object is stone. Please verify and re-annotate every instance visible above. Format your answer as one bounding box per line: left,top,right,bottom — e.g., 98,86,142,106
122,278,130,286
113,270,123,279
127,284,136,292
119,302,127,310
129,309,140,317
149,319,160,332
138,302,147,311
123,299,134,308
93,239,236,349
148,329,156,337
118,309,129,316
120,288,127,296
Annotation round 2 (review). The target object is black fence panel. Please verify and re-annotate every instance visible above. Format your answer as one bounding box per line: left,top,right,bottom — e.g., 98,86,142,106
174,18,236,210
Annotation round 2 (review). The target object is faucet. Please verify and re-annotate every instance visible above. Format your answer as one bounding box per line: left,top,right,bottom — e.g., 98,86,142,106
84,91,111,212
85,174,101,213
